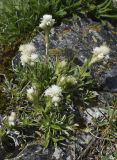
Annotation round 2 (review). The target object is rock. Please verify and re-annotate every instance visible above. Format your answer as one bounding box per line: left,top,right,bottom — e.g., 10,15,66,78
52,147,63,160
98,92,114,105
84,107,104,125
103,65,117,92
52,145,75,160
6,143,76,160
6,143,52,160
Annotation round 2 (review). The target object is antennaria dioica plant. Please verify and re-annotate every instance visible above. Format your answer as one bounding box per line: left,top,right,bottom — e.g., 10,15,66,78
0,14,112,149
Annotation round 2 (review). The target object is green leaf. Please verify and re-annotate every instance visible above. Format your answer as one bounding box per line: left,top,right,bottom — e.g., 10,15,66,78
52,136,65,143
51,124,62,130
44,130,51,147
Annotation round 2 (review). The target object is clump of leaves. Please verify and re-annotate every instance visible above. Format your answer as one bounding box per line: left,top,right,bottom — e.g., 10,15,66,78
0,14,111,149
88,0,117,19
0,54,98,148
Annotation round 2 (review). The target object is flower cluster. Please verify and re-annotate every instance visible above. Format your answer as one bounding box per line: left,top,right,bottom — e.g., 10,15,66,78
45,85,62,106
55,60,67,75
90,45,110,64
8,112,16,126
59,75,77,87
27,87,36,101
39,14,55,30
19,43,38,66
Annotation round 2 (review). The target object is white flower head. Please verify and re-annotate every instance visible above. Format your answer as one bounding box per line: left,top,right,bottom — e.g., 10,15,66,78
39,14,55,30
20,54,31,66
52,96,60,103
31,53,39,62
45,85,62,97
52,96,61,106
27,87,35,101
59,60,67,68
45,85,62,106
8,112,16,126
93,45,110,56
19,43,36,56
91,45,110,64
19,43,38,65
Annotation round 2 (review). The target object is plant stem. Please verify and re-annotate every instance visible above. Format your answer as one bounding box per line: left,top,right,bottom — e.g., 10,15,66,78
45,30,49,59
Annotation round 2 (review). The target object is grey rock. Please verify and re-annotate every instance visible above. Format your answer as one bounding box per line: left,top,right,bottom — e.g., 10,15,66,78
6,143,76,160
98,92,114,105
103,65,117,92
6,143,52,160
52,147,63,160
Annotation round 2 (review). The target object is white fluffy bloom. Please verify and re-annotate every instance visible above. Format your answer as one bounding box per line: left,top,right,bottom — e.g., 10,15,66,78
8,112,16,126
19,43,38,65
30,53,39,66
91,45,110,64
52,96,61,106
39,14,55,29
19,43,36,56
27,87,35,101
93,45,110,56
45,85,62,105
20,54,30,65
31,53,39,62
58,60,67,69
45,85,62,97
52,96,60,103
